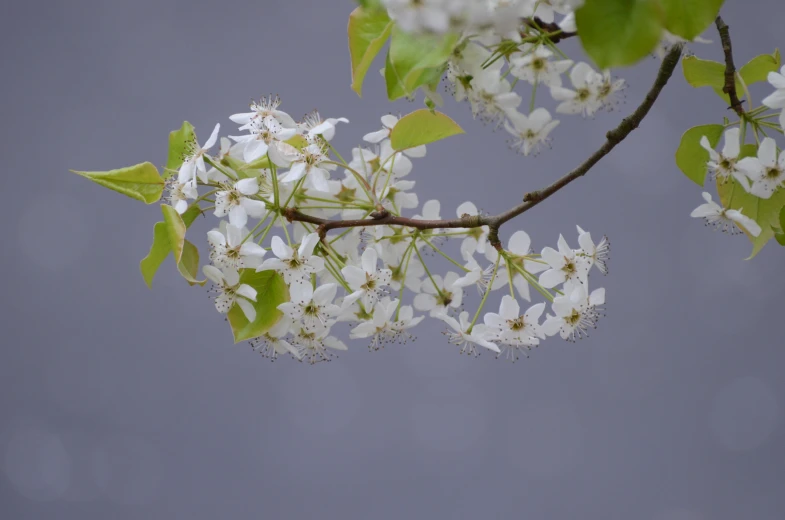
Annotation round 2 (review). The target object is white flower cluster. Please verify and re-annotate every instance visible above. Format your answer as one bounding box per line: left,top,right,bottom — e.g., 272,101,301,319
691,65,785,237
382,0,623,157
171,99,610,364
381,0,583,35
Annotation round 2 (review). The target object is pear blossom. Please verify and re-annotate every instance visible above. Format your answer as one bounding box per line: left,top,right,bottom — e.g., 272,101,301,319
413,272,464,316
230,95,297,130
214,177,268,228
275,142,335,193
690,192,762,237
437,311,499,356
504,108,560,156
207,223,266,270
230,115,298,163
166,177,198,215
456,201,489,258
575,226,610,275
202,266,257,322
737,137,785,198
466,70,522,127
300,110,349,142
538,234,590,289
278,282,341,331
542,286,605,341
483,296,545,360
700,128,747,186
257,233,325,284
510,46,573,88
351,298,422,350
342,248,392,310
452,254,494,294
762,66,785,129
251,318,302,361
382,0,455,34
179,123,220,182
550,62,604,116
291,324,348,364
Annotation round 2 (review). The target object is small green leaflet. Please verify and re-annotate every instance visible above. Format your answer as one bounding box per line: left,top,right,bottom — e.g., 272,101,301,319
682,50,781,103
389,109,464,151
139,205,206,288
660,0,725,41
675,124,723,186
227,270,289,343
348,7,393,96
165,121,196,180
385,26,458,100
71,162,164,204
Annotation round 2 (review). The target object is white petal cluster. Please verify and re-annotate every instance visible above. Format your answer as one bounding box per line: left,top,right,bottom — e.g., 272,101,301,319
166,96,609,365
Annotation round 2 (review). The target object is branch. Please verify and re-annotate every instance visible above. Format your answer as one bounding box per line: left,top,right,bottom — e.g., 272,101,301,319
284,45,683,248
715,16,745,116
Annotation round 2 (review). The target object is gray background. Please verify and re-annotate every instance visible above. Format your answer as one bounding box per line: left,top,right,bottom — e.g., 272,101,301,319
1,1,784,518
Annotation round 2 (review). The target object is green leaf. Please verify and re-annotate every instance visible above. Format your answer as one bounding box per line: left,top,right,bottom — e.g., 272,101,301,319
682,55,726,91
71,162,164,204
161,205,186,264
775,231,785,246
139,206,203,288
140,222,170,288
675,124,723,186
348,7,393,97
575,0,664,69
385,27,459,100
780,205,785,233
661,0,724,41
177,240,206,286
717,144,785,258
739,49,781,86
227,270,289,343
165,121,196,180
390,109,464,151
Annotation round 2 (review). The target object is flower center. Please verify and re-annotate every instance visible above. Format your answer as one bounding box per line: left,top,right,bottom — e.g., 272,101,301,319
565,309,582,326
507,316,526,332
765,166,781,179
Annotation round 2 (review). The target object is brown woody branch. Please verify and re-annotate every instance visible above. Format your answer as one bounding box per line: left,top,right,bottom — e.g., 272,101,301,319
715,16,745,116
524,17,576,43
283,45,684,249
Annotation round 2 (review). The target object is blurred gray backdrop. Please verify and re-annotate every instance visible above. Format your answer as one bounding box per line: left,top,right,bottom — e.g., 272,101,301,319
2,1,784,518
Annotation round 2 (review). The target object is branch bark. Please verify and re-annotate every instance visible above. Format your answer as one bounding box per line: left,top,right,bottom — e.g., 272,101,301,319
715,16,745,116
284,45,684,248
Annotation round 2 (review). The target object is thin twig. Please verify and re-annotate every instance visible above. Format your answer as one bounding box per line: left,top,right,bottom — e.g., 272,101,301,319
715,16,745,116
283,45,684,248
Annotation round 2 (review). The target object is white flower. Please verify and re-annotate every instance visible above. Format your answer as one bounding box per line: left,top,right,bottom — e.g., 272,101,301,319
299,110,349,142
762,65,785,129
575,226,610,275
257,233,325,284
179,123,220,183
351,298,422,350
275,142,335,193
466,70,522,127
437,311,499,356
593,70,626,110
483,295,545,360
230,95,297,130
510,46,573,88
690,192,762,237
230,116,298,164
214,178,268,228
278,282,341,331
202,265,257,322
456,201,489,259
504,108,559,156
737,137,785,199
381,179,419,210
413,199,441,221
291,323,347,364
251,318,302,361
413,272,464,316
699,128,747,186
207,223,266,270
538,234,590,290
342,248,392,310
382,0,455,34
542,286,605,341
486,230,550,301
550,62,604,116
452,254,494,294
166,177,198,215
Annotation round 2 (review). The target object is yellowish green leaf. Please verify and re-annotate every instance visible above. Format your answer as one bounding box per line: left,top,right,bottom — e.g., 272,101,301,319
72,162,164,204
349,7,393,96
390,109,464,151
675,124,723,186
227,270,289,343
